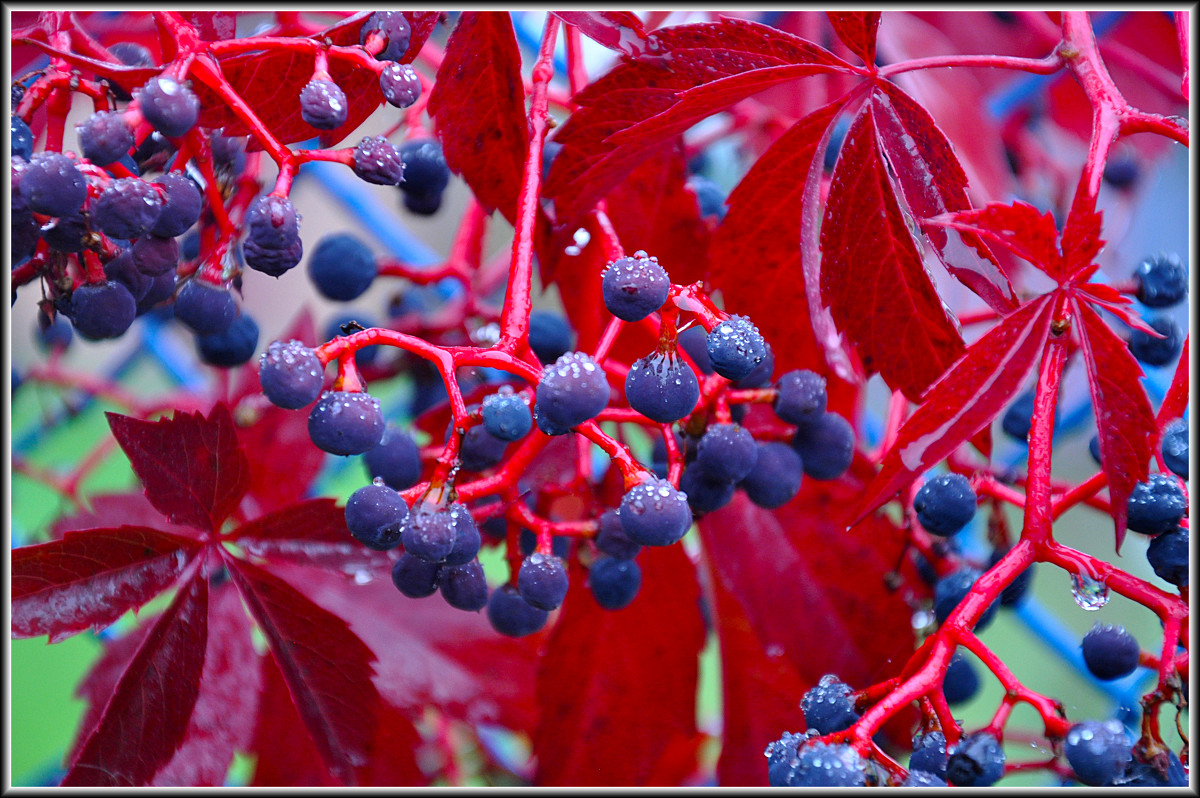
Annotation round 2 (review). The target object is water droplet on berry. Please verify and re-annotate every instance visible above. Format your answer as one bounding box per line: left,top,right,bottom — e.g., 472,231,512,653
1070,572,1110,610
372,476,385,486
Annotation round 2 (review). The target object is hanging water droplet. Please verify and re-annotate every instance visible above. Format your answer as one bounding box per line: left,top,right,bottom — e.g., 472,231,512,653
1070,572,1110,610
911,608,936,630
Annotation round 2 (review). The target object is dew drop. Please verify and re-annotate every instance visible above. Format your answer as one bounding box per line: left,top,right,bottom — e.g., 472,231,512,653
353,570,374,585
1070,572,1110,610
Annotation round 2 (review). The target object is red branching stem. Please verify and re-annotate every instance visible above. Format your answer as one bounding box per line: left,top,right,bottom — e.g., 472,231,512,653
187,55,291,169
564,22,589,97
592,317,623,365
973,475,1027,509
497,14,559,352
1041,540,1187,620
881,50,1064,78
575,420,648,488
925,689,961,744
1050,470,1107,520
957,629,1070,738
1176,11,1190,100
1022,318,1069,546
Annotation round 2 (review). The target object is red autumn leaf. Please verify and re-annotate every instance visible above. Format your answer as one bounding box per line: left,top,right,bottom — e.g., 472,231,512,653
269,561,542,732
235,403,329,516
535,213,613,353
710,98,849,379
533,544,705,785
106,404,250,533
230,498,389,574
1072,298,1155,552
248,654,426,786
546,17,851,227
226,557,381,785
12,36,160,96
151,583,262,786
852,294,1056,525
177,11,238,41
49,492,199,540
1075,282,1159,336
827,11,882,66
871,83,1017,312
1059,205,1106,281
924,200,1064,280
322,10,442,65
552,11,653,56
62,570,208,786
11,526,201,642
428,11,529,226
820,105,966,402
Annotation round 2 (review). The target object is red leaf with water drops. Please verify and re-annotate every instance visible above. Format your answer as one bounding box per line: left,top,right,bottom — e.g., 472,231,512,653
230,498,389,574
533,544,706,786
552,11,653,56
1071,298,1155,552
322,10,442,65
11,527,201,642
871,83,1016,312
925,200,1064,280
428,11,529,226
106,404,250,532
227,557,381,785
49,492,199,540
1060,205,1106,281
827,12,881,66
820,105,966,402
852,294,1056,526
62,570,208,786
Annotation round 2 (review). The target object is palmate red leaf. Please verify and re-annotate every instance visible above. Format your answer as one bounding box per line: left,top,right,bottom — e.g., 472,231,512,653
62,570,208,786
710,98,848,379
322,10,442,65
49,492,198,540
428,11,529,226
230,498,389,574
546,17,851,228
267,561,542,732
226,557,381,785
820,105,966,402
106,404,249,532
533,544,706,786
1059,205,1106,281
871,84,1017,312
827,11,881,66
248,654,425,786
1072,299,1155,552
697,479,918,784
12,36,160,97
852,294,1056,525
11,526,200,642
151,583,260,786
552,11,653,56
925,201,1064,280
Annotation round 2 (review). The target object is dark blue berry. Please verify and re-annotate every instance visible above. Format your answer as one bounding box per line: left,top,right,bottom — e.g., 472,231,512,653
458,423,508,472
308,233,377,301
625,350,699,424
946,732,1005,786
740,441,803,509
70,280,137,340
774,369,827,426
441,507,482,566
679,464,736,514
42,210,91,254
106,42,154,101
379,62,422,108
11,161,41,262
788,742,867,787
324,313,381,367
360,11,412,61
618,477,692,546
137,76,199,138
913,473,977,537
363,424,421,489
481,388,533,441
534,352,609,433
706,315,767,381
1129,314,1183,366
345,483,409,550
76,111,132,165
1064,719,1133,786
602,252,670,322
518,552,569,610
801,674,860,734
150,172,202,237
1001,390,1036,441
696,423,758,483
1081,623,1140,681
933,568,999,631
210,131,247,174
765,731,804,786
589,555,642,610
687,175,726,220
197,312,259,368
1161,418,1188,479
487,583,549,637
1146,527,1188,587
36,309,74,351
528,309,575,365
438,560,488,611
136,270,175,315
307,390,385,456
677,325,713,374
398,138,449,197
259,339,325,409
1111,749,1187,786
391,552,440,598
354,135,405,185
1126,474,1187,536
174,279,236,335
943,650,980,704
1133,253,1187,308
22,152,88,217
733,345,774,389
299,79,348,130
131,235,179,276
595,508,641,560
986,547,1035,606
400,502,464,563
910,731,948,780
1102,155,1139,190
1089,433,1103,466
792,411,854,481
11,114,33,160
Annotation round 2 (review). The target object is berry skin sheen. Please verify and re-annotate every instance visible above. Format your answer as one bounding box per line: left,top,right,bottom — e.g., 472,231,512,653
1064,719,1132,786
363,424,422,490
624,350,700,424
307,390,386,456
259,339,325,409
299,79,348,130
379,63,422,108
618,477,693,547
1146,527,1188,587
518,552,569,610
1133,253,1188,308
1081,623,1140,681
946,732,1006,786
1160,418,1188,479
913,473,977,537
1125,474,1187,536
22,152,88,216
360,11,412,61
601,252,670,322
481,388,533,442
353,136,406,186
533,352,609,433
589,555,642,610
308,233,378,301
76,111,133,166
800,674,860,734
150,172,203,238
137,76,200,138
345,483,409,551
705,315,768,381
487,584,549,637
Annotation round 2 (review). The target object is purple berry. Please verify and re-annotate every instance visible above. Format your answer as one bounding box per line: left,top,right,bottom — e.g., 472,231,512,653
801,674,860,734
360,11,412,62
740,441,803,509
259,339,325,409
69,280,137,341
345,483,409,550
487,583,549,637
618,477,692,547
379,62,422,108
438,560,488,611
131,235,179,276
307,390,385,456
913,473,977,537
1146,527,1188,587
1081,623,1140,681
624,350,700,424
680,464,736,514
589,555,642,610
534,351,610,433
92,177,163,240
401,502,462,563
22,152,88,217
1129,314,1183,366
76,111,133,166
696,423,758,483
150,172,202,237
174,279,236,335
774,369,828,426
481,387,533,442
353,135,405,186
595,508,641,560
1126,474,1187,536
518,552,569,611
299,79,348,130
528,309,574,366
1133,253,1187,308
391,552,441,598
308,233,377,301
946,732,1005,786
136,76,200,138
792,411,855,481
602,251,670,322
706,315,767,381
1064,719,1133,786
362,424,422,490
